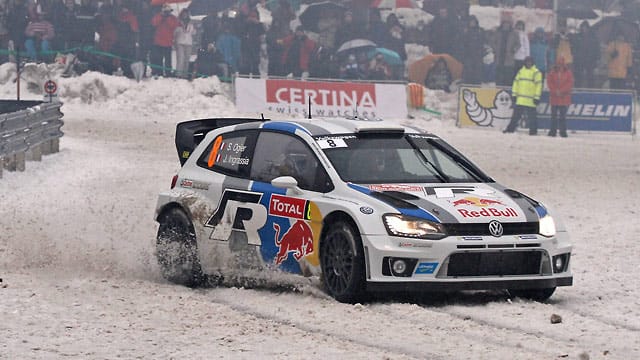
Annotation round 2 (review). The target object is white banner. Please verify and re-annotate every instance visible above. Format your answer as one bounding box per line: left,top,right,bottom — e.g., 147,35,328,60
235,77,407,119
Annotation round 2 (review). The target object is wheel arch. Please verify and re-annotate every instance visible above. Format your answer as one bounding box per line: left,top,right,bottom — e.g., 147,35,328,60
156,202,195,225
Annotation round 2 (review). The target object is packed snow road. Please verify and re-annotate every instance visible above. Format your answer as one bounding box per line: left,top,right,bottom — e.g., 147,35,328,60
1,76,639,359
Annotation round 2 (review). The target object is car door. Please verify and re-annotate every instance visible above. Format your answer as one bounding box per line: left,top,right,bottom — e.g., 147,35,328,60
249,130,333,276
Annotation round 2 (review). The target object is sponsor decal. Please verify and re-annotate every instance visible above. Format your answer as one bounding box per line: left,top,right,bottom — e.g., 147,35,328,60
269,194,311,220
208,136,250,167
273,220,314,265
415,262,438,274
518,235,538,240
449,196,519,218
462,236,483,241
397,241,432,248
317,138,348,149
179,179,209,190
205,190,267,245
266,80,377,108
369,184,424,192
359,206,374,215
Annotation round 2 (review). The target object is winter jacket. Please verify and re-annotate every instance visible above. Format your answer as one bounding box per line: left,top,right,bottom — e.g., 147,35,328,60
529,28,549,72
606,40,633,79
174,21,196,46
572,29,599,69
514,30,530,61
547,60,574,106
554,35,573,65
492,27,520,67
512,64,542,108
280,34,317,72
216,32,241,70
152,13,179,47
25,19,55,40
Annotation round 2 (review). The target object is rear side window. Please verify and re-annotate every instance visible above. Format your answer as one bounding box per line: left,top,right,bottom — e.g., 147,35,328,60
250,131,333,192
197,130,256,178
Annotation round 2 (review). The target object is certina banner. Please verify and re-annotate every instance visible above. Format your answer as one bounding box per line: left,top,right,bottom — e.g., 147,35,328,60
235,77,408,119
458,86,635,133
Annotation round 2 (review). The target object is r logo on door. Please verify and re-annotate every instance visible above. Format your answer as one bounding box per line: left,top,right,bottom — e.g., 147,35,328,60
205,190,267,245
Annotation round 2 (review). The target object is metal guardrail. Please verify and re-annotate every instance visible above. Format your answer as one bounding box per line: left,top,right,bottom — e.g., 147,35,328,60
0,100,64,178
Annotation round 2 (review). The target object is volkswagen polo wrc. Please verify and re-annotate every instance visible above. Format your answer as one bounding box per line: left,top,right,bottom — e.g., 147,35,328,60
154,117,572,303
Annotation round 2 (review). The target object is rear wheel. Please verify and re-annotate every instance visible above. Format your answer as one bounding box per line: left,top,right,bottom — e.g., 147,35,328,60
508,287,556,302
156,207,203,287
320,220,366,303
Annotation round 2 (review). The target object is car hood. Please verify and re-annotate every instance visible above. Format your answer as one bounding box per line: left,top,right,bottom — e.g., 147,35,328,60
348,182,545,224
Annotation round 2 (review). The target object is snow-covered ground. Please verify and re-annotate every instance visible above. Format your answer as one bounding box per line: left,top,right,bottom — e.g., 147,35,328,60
1,63,639,359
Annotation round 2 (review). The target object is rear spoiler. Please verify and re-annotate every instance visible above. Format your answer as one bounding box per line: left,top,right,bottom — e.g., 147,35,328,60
175,118,265,166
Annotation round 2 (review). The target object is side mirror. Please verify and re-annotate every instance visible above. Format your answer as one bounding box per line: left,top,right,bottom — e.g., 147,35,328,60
271,176,303,195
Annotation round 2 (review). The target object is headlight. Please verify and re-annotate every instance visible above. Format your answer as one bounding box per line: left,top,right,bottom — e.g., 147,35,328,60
383,214,447,240
539,215,556,237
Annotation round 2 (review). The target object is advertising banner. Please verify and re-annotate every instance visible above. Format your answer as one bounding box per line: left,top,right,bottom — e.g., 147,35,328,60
457,86,635,133
235,77,408,119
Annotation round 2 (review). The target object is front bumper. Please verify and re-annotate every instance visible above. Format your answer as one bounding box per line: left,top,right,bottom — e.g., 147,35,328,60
361,231,573,291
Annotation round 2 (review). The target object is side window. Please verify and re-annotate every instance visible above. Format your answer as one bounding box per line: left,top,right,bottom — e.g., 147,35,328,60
250,131,332,192
197,130,255,178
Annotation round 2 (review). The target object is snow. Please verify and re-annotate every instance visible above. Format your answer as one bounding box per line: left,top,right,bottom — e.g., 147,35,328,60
1,60,640,359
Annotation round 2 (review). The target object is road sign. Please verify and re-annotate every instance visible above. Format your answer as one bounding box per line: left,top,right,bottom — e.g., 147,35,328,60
44,80,57,95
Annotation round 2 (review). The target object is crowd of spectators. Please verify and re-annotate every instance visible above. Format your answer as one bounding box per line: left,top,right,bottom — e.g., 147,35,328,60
0,0,635,90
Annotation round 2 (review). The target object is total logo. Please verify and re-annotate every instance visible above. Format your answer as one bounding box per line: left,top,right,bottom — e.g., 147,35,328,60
451,196,519,218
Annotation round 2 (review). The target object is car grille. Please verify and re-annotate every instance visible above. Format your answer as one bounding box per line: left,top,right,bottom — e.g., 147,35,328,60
444,222,539,236
446,250,543,277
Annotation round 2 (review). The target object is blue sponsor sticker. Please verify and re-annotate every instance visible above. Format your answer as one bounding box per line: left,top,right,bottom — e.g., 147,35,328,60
415,262,438,274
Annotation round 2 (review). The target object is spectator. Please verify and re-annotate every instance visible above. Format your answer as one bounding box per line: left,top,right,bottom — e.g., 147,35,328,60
606,33,633,90
552,25,572,67
200,7,220,52
513,20,530,75
151,4,179,76
339,54,363,80
279,26,316,78
238,2,265,75
461,15,484,85
174,9,196,78
24,9,55,61
428,7,458,56
504,56,542,135
335,11,361,50
137,0,154,66
216,21,241,74
7,0,30,59
491,19,519,86
572,21,599,88
194,41,226,78
546,57,574,137
113,0,139,78
271,0,295,32
367,9,387,46
0,0,10,63
95,5,117,73
424,57,453,92
383,24,406,62
368,52,391,80
316,8,339,51
405,19,429,46
529,27,550,81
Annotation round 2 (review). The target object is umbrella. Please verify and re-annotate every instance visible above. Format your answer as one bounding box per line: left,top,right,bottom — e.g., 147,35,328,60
408,53,463,84
367,48,403,66
299,1,347,32
188,0,236,16
150,0,188,6
556,0,599,19
370,0,418,9
592,16,640,44
336,38,377,54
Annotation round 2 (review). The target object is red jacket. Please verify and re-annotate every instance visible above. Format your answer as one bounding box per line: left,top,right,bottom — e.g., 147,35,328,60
546,60,574,106
279,34,316,72
152,13,179,47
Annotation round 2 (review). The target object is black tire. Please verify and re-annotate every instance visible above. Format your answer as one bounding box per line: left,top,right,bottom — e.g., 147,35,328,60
156,207,204,287
320,220,367,303
508,287,556,302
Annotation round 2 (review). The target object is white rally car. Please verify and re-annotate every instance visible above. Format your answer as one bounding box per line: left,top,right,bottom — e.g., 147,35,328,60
155,117,572,303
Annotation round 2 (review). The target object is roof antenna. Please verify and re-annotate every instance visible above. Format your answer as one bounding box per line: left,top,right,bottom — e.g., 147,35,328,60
308,96,312,119
260,113,265,121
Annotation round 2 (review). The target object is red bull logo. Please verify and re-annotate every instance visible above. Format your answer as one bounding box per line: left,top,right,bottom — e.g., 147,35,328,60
451,197,504,207
273,220,314,265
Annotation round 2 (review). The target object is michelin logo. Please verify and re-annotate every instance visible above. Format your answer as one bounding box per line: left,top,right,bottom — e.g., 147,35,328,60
462,89,513,127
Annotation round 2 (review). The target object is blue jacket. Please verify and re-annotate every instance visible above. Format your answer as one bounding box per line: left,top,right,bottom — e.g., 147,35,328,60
530,39,548,72
216,33,241,71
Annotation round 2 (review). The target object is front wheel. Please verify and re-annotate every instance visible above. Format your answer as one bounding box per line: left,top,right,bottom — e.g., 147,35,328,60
508,287,556,302
156,207,203,287
320,220,366,303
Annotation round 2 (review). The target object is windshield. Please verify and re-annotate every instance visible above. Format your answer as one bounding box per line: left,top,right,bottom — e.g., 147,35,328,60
316,133,493,184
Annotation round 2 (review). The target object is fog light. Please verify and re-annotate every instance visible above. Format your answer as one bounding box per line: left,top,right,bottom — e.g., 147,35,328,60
552,254,569,273
392,259,407,274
